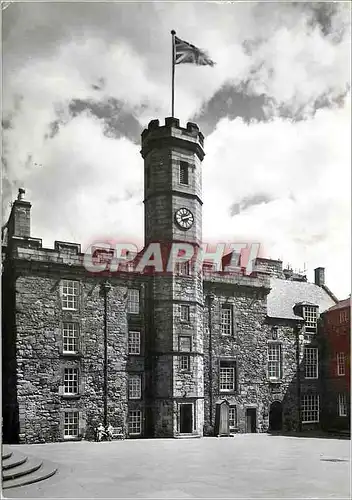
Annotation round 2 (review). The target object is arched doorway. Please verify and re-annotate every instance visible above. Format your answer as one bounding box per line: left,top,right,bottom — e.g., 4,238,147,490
269,401,283,431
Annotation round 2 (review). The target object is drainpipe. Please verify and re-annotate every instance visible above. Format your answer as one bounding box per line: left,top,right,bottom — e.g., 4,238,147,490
102,281,112,428
207,293,215,429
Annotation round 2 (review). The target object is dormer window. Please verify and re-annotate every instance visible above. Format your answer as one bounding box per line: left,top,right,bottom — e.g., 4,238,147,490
303,305,318,333
179,161,189,185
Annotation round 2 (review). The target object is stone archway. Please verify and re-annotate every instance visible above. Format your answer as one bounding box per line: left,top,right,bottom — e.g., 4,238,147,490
269,401,283,431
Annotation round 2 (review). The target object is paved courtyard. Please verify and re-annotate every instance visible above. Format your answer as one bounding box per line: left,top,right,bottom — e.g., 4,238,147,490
3,434,351,499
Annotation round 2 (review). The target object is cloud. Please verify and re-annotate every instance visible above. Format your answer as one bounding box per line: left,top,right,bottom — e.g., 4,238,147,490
2,1,350,298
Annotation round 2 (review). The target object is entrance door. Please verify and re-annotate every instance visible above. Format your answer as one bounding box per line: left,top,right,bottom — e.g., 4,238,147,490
245,408,257,433
269,401,283,431
179,404,193,433
219,402,229,435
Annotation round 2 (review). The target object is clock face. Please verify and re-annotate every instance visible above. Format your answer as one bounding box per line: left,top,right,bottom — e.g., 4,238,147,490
175,208,194,230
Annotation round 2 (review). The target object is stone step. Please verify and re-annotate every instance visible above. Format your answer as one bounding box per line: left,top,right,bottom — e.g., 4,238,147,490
3,458,43,481
2,463,58,490
2,451,27,470
2,451,12,460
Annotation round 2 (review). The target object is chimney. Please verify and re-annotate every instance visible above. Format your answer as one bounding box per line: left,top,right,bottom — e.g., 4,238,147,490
314,267,325,287
7,188,31,239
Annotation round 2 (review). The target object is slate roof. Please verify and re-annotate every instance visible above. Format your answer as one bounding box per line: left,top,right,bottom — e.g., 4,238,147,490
267,278,337,320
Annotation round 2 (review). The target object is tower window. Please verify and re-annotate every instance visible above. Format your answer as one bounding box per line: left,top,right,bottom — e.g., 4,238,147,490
180,305,190,322
180,355,191,371
221,304,233,335
268,343,282,379
179,161,189,185
61,280,79,310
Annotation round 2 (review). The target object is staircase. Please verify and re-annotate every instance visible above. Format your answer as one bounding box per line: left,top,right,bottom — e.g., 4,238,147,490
2,446,57,490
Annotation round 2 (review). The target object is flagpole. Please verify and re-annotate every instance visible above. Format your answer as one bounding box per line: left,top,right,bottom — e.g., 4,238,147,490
171,30,176,117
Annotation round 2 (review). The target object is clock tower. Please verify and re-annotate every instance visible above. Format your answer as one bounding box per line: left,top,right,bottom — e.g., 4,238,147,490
141,117,205,437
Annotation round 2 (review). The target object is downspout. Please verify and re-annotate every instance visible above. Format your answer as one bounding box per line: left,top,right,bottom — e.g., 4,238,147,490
102,281,111,428
207,293,215,430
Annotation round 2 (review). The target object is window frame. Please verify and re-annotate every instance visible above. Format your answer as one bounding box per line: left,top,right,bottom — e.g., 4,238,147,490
304,347,319,379
128,331,141,355
229,406,237,429
221,304,233,336
128,374,142,400
61,280,79,311
180,304,190,322
219,360,236,393
180,355,191,372
128,410,143,436
337,352,345,376
267,342,282,380
338,393,347,417
303,305,318,333
301,394,320,423
127,289,140,315
64,411,79,439
63,322,79,354
63,368,79,395
179,161,189,186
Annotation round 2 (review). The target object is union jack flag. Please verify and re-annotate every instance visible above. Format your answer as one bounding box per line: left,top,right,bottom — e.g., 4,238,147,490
174,36,215,67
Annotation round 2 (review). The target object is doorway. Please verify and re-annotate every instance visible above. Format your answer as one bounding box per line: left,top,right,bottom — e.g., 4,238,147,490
245,408,257,433
179,404,193,433
269,401,283,431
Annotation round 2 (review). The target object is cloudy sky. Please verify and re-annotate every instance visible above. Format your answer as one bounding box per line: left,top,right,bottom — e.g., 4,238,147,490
2,1,351,298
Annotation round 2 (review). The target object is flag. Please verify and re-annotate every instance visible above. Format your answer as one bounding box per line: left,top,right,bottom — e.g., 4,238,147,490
174,36,215,67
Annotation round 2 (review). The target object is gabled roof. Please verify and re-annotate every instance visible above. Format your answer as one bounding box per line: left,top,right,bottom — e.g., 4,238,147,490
267,278,337,320
326,298,351,312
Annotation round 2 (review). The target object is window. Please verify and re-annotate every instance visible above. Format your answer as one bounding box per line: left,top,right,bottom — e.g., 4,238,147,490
63,323,79,353
303,306,318,333
338,393,347,417
64,368,79,395
128,289,140,314
64,412,79,438
128,374,142,400
128,331,141,355
268,343,281,379
219,361,236,392
179,161,189,185
61,280,79,310
304,347,318,379
177,261,190,276
339,310,348,324
221,305,233,336
180,305,190,322
179,336,191,352
229,407,237,429
180,355,191,371
337,352,345,376
301,394,319,423
128,410,142,435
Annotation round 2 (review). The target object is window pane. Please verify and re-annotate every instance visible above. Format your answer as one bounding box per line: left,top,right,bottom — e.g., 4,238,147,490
180,305,190,322
268,344,281,379
220,365,235,391
337,352,345,376
179,336,191,352
338,393,347,416
180,355,190,371
229,407,237,428
303,306,318,332
179,161,189,185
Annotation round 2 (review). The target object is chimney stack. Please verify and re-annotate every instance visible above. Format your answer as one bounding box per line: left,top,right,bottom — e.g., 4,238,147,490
7,188,31,240
314,267,325,287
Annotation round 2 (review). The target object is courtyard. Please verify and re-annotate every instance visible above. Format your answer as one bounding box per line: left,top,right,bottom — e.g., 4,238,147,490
3,434,351,499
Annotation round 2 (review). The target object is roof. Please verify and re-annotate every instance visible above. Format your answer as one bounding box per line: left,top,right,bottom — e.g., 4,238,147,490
326,298,351,312
267,278,337,320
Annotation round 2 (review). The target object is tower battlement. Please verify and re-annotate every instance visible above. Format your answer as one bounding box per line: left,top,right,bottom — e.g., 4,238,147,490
141,117,205,160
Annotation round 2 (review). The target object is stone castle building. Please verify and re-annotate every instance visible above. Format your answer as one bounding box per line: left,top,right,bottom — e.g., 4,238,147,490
2,117,339,444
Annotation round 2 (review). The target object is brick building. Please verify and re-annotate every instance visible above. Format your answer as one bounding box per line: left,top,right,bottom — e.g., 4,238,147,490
320,298,350,432
2,117,340,444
